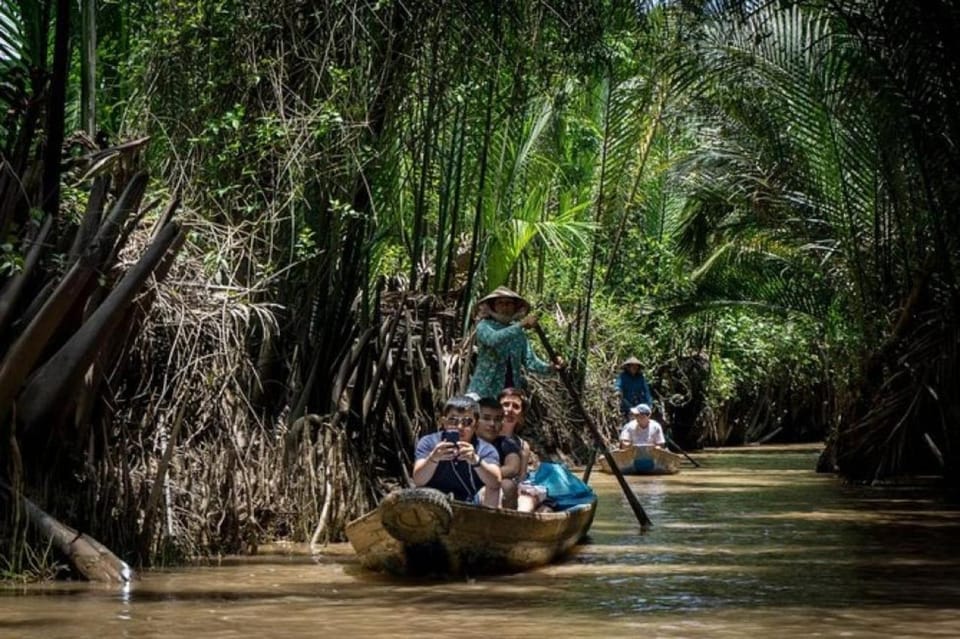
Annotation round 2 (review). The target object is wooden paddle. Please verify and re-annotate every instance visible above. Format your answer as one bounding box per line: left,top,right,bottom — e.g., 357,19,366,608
581,447,598,484
666,433,701,467
533,323,652,530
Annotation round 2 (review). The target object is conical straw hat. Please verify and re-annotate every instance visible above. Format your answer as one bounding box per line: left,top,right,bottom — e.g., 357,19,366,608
478,286,530,315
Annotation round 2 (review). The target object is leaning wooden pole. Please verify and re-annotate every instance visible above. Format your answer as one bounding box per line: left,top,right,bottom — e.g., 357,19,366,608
666,434,701,468
0,479,134,582
533,324,652,530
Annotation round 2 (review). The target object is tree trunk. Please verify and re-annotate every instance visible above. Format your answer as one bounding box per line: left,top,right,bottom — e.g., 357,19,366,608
16,222,183,430
41,0,72,219
0,255,98,423
80,0,97,136
0,479,134,582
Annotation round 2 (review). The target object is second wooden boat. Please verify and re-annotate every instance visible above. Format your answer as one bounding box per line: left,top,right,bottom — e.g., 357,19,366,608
345,487,597,576
597,444,684,475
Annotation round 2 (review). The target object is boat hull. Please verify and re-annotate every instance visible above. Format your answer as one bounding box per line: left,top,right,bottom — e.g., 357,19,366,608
345,488,597,576
598,445,683,475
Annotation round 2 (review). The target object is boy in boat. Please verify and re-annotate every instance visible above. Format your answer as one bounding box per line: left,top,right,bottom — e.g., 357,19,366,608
413,395,501,506
619,403,666,449
475,396,524,509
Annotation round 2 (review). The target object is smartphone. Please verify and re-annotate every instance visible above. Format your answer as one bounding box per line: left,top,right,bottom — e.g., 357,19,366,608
441,430,460,445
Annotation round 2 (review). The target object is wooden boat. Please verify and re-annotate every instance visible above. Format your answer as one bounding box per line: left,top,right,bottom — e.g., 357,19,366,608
345,487,597,576
597,444,684,475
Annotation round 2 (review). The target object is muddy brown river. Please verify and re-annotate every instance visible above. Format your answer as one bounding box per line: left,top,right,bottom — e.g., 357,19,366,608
3,445,959,638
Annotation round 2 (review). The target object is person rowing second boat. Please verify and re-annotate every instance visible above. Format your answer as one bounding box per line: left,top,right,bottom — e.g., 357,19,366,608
614,356,652,420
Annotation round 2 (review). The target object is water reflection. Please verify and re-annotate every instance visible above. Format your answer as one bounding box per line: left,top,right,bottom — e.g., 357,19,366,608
3,446,960,638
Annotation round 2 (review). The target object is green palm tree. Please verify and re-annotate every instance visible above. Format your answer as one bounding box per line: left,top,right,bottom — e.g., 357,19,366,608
654,0,959,478
484,94,595,290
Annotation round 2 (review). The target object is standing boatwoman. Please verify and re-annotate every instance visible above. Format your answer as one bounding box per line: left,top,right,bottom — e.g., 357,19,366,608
466,286,560,400
614,356,652,420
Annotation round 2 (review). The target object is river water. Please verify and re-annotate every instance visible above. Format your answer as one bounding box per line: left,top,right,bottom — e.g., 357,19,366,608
3,445,959,638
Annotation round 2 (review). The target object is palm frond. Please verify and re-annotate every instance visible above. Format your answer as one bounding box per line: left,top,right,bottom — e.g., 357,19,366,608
677,232,834,318
0,1,29,114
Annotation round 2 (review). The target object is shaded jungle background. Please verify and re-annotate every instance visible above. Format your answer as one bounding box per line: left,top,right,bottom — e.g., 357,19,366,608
0,0,956,576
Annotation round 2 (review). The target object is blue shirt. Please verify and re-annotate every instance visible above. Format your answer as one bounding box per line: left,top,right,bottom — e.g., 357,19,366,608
415,432,500,501
615,371,651,414
466,318,552,399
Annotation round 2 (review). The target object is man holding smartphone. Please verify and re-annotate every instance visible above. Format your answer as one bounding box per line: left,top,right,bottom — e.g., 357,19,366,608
413,395,501,505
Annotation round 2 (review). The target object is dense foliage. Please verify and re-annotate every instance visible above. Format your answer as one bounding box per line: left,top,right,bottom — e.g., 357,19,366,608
1,0,957,571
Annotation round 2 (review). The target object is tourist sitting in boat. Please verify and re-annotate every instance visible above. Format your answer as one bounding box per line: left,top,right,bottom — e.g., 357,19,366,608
466,286,561,400
498,387,552,512
475,395,524,509
479,387,596,514
619,403,666,449
413,395,502,506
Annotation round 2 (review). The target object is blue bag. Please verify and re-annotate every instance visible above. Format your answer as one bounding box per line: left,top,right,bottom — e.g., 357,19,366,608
527,461,596,510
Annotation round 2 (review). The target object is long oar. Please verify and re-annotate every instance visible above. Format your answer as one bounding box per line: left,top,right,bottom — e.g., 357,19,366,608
581,446,599,484
533,324,652,530
666,434,701,468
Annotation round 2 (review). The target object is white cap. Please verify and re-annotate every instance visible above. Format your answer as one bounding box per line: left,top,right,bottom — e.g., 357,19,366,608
630,403,652,415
